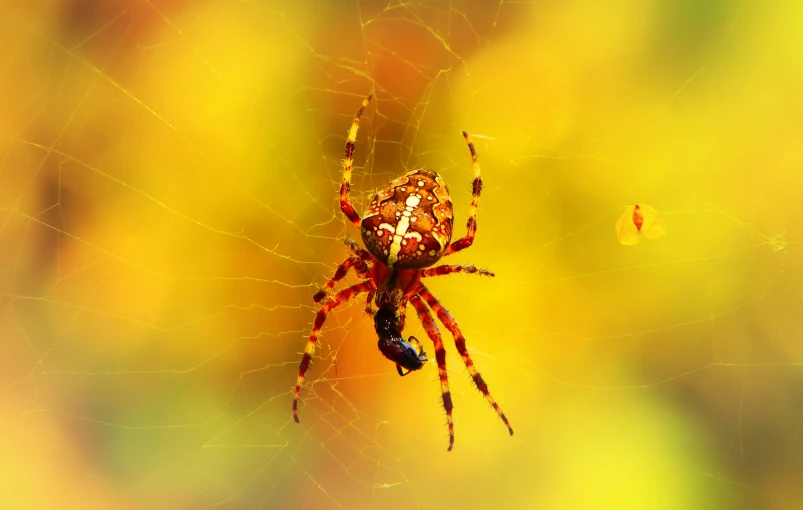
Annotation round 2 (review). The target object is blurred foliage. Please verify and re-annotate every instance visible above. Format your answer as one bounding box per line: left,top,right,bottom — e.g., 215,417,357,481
1,0,802,509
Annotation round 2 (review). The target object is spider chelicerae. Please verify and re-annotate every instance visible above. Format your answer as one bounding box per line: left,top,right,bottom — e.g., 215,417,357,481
292,94,513,450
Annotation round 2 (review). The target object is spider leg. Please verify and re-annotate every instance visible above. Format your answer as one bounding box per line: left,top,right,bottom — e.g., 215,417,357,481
340,94,372,228
313,255,372,303
293,280,374,423
421,264,494,278
365,289,376,317
410,294,455,451
344,237,376,264
444,131,482,256
417,284,513,437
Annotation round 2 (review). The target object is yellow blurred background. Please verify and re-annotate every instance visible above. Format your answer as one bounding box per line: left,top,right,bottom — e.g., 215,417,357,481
2,0,802,508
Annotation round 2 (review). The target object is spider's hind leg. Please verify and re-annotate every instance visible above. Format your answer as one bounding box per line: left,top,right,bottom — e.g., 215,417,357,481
417,285,513,437
410,294,455,451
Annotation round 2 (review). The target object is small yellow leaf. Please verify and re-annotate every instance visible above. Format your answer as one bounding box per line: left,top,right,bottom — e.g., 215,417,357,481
616,204,666,245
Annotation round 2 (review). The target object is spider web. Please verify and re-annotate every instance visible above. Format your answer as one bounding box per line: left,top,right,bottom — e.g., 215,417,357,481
2,0,802,508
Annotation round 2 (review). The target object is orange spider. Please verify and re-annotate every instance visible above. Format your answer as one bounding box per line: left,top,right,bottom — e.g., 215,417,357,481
292,94,512,451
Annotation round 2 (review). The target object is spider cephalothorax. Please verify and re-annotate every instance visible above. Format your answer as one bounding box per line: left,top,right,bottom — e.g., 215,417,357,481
293,94,512,451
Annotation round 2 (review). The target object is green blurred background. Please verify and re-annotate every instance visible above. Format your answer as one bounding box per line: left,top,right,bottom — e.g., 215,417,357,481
1,1,802,508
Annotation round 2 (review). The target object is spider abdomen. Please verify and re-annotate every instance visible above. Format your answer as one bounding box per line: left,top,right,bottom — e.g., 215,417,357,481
360,169,453,269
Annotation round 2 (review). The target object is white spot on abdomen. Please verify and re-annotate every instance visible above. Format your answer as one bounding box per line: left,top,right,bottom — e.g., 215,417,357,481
405,195,421,208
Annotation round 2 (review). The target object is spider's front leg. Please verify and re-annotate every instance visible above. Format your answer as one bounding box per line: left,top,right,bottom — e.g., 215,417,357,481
293,280,374,423
340,94,372,227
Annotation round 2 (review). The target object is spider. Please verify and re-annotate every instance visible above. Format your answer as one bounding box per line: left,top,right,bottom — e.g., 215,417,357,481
292,94,513,451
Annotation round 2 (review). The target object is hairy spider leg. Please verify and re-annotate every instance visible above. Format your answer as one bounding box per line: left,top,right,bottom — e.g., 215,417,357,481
410,295,455,451
340,94,373,227
421,264,495,278
444,131,482,256
344,237,376,264
418,285,514,436
364,289,376,317
293,280,375,423
313,255,372,303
